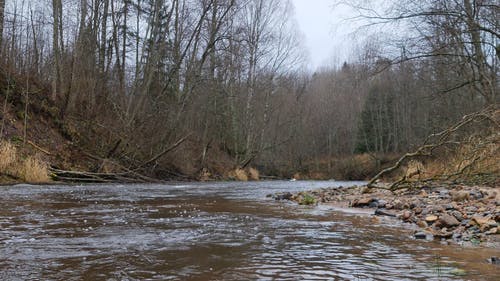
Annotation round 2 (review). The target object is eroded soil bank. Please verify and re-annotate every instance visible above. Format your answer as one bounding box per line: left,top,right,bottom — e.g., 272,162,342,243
272,182,500,251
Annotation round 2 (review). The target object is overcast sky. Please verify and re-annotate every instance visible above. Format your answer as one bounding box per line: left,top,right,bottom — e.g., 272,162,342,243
291,0,361,70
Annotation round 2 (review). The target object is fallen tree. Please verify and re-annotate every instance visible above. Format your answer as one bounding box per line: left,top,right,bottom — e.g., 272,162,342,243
367,105,499,191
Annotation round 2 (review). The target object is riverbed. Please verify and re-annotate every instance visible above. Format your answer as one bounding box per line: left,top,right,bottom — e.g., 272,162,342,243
0,181,498,280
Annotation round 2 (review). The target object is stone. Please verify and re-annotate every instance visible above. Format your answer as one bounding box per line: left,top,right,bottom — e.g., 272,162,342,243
377,199,387,208
392,199,404,210
472,215,496,227
439,190,451,199
490,257,500,265
414,232,427,239
414,207,423,214
425,215,438,223
470,191,483,200
442,204,455,210
351,198,373,208
436,229,453,239
274,192,293,201
451,210,464,222
439,214,460,227
374,208,397,217
402,210,412,221
452,232,462,240
417,220,428,228
485,227,498,235
430,205,445,213
451,190,470,202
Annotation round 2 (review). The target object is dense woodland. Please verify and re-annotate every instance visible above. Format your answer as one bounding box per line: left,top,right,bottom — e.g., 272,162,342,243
0,0,498,181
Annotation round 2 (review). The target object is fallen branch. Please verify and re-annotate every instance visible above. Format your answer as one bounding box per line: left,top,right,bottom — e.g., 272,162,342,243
367,106,498,191
134,133,191,171
27,140,51,155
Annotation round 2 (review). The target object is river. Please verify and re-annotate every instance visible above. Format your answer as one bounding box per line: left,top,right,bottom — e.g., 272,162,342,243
0,181,498,280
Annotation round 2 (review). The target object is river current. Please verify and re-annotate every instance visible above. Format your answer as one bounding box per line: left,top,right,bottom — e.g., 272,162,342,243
0,181,498,280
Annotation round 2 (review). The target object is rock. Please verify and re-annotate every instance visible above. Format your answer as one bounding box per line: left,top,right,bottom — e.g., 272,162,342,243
414,207,423,214
490,256,500,265
451,190,470,202
274,192,293,201
425,215,438,223
436,229,453,239
414,231,434,240
351,197,373,208
376,199,387,208
414,232,427,239
417,220,428,228
374,208,397,217
391,199,409,210
402,210,412,221
485,227,498,235
451,210,464,222
442,204,455,210
452,232,462,240
472,215,496,228
439,214,460,227
430,205,445,213
470,191,483,200
439,190,451,199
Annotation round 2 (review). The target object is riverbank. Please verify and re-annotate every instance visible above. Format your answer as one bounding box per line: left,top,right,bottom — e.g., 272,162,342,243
272,181,500,250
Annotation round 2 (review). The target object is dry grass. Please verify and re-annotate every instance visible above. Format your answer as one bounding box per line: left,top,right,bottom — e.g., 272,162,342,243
247,167,260,181
19,156,50,183
0,141,17,172
234,168,248,181
0,141,50,183
408,133,499,182
405,160,425,179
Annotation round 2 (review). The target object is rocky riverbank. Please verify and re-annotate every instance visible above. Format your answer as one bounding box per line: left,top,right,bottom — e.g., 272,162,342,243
272,182,500,250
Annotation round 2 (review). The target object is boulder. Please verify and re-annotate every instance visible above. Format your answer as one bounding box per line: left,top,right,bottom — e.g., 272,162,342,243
439,214,460,227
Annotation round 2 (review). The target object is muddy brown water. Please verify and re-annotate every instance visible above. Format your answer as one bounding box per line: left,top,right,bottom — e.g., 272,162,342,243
0,181,498,280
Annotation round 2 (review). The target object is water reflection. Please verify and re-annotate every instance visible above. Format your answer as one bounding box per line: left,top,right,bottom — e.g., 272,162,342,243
0,181,498,280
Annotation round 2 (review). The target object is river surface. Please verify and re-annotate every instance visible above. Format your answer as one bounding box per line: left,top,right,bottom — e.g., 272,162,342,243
0,181,498,280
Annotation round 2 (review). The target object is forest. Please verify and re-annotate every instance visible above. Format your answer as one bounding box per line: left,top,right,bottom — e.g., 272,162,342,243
0,0,498,183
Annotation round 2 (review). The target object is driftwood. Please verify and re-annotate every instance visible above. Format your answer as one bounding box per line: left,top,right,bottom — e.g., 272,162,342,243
367,106,499,191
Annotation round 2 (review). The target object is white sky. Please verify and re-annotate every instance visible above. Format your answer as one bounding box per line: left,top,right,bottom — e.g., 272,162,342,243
291,0,361,70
